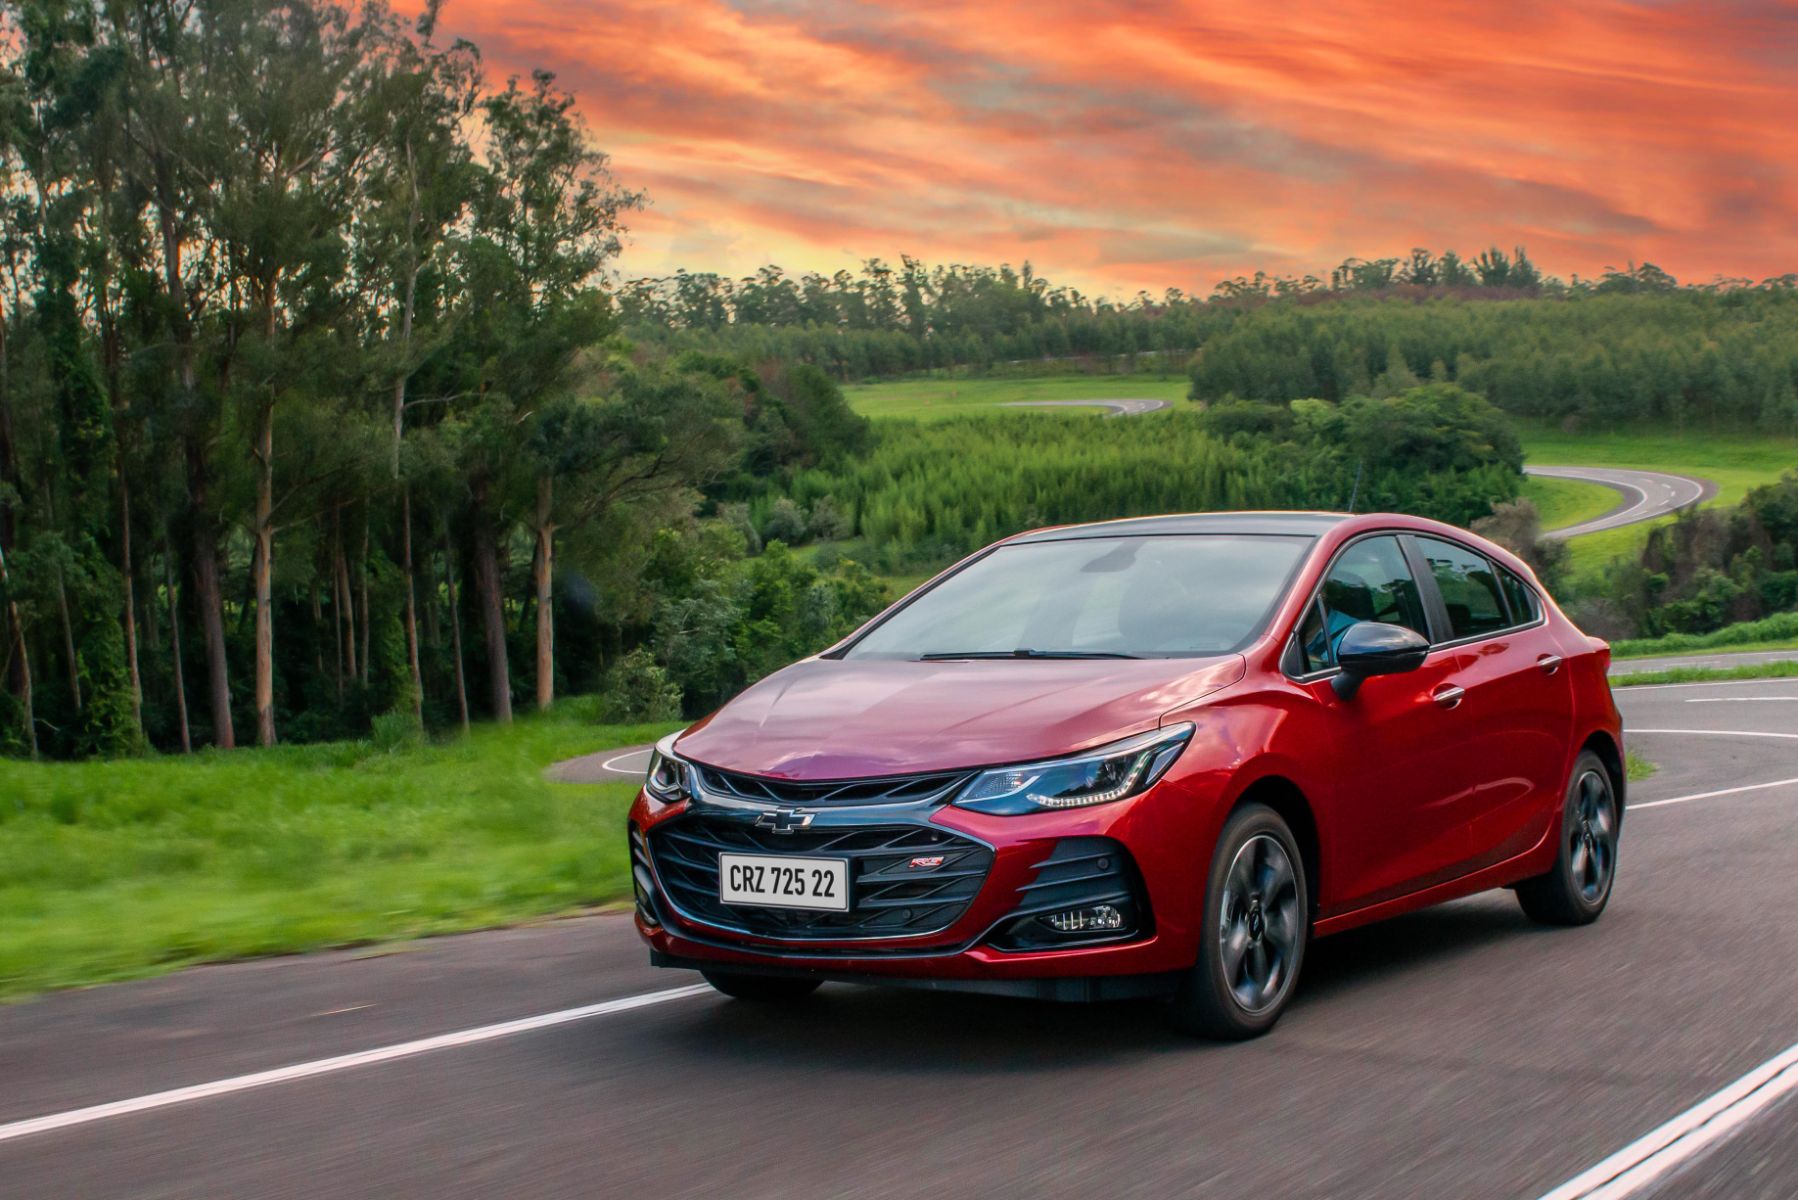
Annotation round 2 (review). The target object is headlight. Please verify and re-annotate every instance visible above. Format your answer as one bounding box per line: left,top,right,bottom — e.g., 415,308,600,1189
643,736,690,802
954,724,1192,815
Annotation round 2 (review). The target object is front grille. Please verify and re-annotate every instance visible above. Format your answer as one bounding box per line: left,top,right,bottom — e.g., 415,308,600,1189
690,763,971,807
648,814,993,941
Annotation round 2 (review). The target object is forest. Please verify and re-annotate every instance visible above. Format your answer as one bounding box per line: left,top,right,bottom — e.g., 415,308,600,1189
3,0,1797,762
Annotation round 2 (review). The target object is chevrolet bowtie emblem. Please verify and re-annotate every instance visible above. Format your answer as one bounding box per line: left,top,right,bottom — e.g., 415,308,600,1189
754,808,815,834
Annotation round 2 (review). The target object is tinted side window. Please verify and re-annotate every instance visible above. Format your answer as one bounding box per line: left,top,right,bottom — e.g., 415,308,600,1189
1499,566,1541,625
1319,536,1429,660
1416,536,1507,640
1294,598,1331,672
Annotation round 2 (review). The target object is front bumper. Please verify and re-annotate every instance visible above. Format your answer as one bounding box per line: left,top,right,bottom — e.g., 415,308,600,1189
628,771,1221,991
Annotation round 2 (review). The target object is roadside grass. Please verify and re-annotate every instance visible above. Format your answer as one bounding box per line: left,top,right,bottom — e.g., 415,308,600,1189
1613,612,1798,659
1519,424,1798,589
1520,474,1618,532
1612,660,1798,687
0,705,681,1001
1626,751,1658,782
844,373,1191,421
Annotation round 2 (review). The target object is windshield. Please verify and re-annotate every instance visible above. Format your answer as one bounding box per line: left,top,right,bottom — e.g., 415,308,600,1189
844,534,1312,660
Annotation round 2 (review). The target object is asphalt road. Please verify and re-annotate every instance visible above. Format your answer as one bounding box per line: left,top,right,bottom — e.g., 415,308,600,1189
5,681,1798,1199
1524,466,1716,539
1002,397,1173,416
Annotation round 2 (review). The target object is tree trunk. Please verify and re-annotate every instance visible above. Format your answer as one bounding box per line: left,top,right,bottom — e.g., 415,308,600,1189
330,509,345,697
0,540,36,759
55,566,81,713
192,522,233,749
401,488,422,723
469,482,511,723
164,543,191,755
358,518,371,689
167,199,229,749
252,401,275,747
534,475,555,712
443,532,470,734
118,476,144,736
334,511,358,687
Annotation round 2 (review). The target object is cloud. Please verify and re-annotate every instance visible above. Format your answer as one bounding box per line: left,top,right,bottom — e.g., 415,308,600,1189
437,0,1798,293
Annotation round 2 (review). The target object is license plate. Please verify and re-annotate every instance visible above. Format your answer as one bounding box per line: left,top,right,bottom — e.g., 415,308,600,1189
718,853,849,912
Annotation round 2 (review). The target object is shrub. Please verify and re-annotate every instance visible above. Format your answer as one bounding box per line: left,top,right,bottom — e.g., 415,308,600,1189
603,648,683,722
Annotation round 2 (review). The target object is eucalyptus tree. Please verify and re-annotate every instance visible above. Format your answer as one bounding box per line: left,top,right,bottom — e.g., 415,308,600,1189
352,0,480,721
205,0,369,745
444,68,640,721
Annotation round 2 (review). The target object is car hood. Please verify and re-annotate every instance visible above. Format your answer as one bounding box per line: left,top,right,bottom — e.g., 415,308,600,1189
673,655,1246,779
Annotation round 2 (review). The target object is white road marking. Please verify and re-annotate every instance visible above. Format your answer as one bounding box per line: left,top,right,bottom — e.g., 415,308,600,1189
1534,1040,1798,1200
1618,677,1798,691
0,983,712,1145
1684,696,1798,703
601,747,653,775
1629,775,1798,811
1629,727,1798,739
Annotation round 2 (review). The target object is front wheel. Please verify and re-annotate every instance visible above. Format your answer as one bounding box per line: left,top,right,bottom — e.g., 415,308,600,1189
701,971,823,1002
1516,750,1619,926
1168,803,1309,1040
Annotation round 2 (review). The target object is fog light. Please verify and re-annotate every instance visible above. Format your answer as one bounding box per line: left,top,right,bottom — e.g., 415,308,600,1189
1041,904,1125,934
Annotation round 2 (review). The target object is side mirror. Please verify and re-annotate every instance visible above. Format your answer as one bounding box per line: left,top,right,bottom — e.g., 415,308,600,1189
1332,621,1430,699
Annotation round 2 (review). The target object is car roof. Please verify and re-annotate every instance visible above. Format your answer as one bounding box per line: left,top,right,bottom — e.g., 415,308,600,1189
1006,511,1351,542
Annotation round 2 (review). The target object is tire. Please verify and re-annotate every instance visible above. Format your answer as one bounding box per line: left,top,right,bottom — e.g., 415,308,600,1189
701,971,823,1002
1517,750,1619,927
1168,803,1309,1040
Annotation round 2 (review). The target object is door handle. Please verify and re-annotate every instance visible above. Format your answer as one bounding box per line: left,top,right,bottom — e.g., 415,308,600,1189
1537,655,1563,676
1432,684,1466,710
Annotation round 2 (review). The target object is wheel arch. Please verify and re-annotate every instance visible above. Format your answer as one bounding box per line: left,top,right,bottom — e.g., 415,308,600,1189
1230,775,1322,921
1580,729,1626,823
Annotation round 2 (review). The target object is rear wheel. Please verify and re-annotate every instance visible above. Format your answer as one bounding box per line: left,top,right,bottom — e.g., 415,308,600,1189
1169,803,1308,1040
1517,750,1619,926
701,971,823,1002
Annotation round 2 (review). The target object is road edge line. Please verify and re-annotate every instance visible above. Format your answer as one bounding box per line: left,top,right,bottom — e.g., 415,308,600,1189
0,983,712,1145
1533,1041,1798,1200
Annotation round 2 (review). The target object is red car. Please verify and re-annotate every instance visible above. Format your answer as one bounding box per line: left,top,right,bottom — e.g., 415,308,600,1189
628,512,1624,1038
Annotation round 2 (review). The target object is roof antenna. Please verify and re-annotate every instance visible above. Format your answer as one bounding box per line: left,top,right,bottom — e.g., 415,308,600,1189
1347,459,1363,513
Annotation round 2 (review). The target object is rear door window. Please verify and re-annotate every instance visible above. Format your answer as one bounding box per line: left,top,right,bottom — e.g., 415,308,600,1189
1415,536,1508,641
1498,566,1541,626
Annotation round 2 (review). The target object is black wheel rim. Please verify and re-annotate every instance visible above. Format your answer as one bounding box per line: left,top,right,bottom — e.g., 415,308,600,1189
1219,834,1301,1014
1569,768,1617,904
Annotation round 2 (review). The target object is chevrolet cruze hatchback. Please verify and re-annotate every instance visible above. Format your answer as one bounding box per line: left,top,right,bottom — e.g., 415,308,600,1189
629,512,1624,1038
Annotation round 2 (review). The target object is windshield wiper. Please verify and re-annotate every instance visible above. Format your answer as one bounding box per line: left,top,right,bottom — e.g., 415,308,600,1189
918,648,1141,661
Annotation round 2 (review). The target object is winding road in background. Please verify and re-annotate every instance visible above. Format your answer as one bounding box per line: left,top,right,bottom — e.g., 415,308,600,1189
5,680,1798,1198
1523,465,1716,539
1002,397,1173,416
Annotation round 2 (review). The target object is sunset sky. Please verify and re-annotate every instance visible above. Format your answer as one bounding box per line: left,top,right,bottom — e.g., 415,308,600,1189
442,0,1798,296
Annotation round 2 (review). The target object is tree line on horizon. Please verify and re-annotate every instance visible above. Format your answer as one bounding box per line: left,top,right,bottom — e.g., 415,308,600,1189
621,250,1798,382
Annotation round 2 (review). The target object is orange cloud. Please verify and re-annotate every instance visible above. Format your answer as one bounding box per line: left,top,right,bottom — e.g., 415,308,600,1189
439,0,1798,293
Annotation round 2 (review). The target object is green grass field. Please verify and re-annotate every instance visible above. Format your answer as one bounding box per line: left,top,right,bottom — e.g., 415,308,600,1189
1519,474,1618,533
0,706,678,1000
1612,612,1798,658
1612,660,1798,687
844,373,1191,421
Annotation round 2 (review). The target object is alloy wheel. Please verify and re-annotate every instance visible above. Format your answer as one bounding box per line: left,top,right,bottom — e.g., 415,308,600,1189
1219,833,1302,1014
1569,768,1617,904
